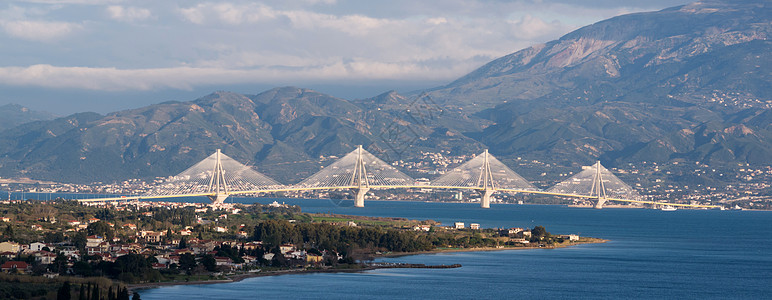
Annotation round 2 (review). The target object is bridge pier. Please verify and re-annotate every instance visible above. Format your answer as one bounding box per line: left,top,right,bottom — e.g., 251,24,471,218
208,193,230,207
594,197,607,209
480,188,494,209
354,187,370,208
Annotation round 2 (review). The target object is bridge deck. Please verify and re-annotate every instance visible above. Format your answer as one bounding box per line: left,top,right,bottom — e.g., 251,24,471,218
75,185,719,209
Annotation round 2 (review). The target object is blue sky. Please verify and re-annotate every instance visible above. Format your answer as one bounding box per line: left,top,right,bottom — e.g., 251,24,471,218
0,0,691,115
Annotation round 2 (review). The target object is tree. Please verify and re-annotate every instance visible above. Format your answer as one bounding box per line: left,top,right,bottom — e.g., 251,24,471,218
200,254,217,272
91,284,100,300
78,284,86,300
2,224,14,240
179,253,196,273
178,237,187,249
87,221,115,241
531,226,549,239
132,292,141,300
117,287,130,300
57,281,71,300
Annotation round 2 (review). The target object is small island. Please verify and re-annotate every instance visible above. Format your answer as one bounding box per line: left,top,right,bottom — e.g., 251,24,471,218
0,199,605,299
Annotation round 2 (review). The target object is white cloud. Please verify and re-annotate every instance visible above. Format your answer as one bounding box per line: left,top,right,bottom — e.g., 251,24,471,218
0,62,473,91
1,20,81,41
107,5,151,22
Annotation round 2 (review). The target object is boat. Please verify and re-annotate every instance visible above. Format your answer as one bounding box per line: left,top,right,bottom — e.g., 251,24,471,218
660,205,677,211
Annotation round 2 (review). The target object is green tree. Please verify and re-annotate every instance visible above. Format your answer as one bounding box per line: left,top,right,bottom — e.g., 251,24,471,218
57,281,71,300
179,253,196,272
78,284,86,300
531,226,549,239
87,221,115,241
132,291,141,300
117,287,130,300
200,254,217,272
2,224,14,241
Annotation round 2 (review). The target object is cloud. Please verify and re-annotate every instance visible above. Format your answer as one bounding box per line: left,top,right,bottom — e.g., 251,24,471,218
0,62,475,91
107,5,152,22
1,20,81,41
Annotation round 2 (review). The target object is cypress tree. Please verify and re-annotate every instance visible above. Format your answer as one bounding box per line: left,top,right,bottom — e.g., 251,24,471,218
57,281,71,300
79,284,86,300
117,287,130,300
91,284,100,300
131,291,141,300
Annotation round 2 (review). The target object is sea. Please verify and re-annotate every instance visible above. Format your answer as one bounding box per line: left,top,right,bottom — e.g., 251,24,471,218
125,198,772,299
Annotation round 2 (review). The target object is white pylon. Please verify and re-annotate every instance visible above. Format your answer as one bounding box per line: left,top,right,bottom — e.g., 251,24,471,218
352,145,370,208
207,149,230,206
590,161,608,209
478,149,495,209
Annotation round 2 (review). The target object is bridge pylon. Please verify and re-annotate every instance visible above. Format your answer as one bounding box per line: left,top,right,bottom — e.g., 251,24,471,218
352,145,370,208
590,161,608,209
547,161,639,209
207,149,230,206
478,150,496,209
432,149,536,208
144,149,281,206
297,145,414,207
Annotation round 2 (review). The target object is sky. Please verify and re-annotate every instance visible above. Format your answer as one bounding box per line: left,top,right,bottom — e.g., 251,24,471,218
0,0,693,115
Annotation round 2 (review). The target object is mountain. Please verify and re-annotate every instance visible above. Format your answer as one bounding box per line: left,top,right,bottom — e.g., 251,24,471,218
0,0,769,184
0,88,484,183
0,104,56,131
424,0,771,167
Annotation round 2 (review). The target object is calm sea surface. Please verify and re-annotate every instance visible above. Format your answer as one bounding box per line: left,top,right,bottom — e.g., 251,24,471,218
93,198,771,299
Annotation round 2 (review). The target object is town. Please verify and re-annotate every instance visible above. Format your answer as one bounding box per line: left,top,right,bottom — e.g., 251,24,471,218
0,198,597,299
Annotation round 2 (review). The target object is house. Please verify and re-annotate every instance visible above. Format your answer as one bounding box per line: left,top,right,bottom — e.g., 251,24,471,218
86,236,104,248
559,234,579,242
279,244,295,255
67,220,81,226
145,231,165,243
0,252,16,259
242,242,262,250
179,229,192,236
470,223,480,230
215,257,232,266
87,218,100,224
454,222,465,229
151,263,167,270
286,250,306,259
34,251,57,264
0,242,20,253
507,228,524,236
29,242,47,252
242,255,257,264
122,223,137,230
214,226,228,233
306,254,323,264
0,217,9,222
237,231,249,238
413,224,431,232
262,253,275,261
1,261,29,273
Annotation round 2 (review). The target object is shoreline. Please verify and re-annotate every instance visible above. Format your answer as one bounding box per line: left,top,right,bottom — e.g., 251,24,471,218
130,238,607,291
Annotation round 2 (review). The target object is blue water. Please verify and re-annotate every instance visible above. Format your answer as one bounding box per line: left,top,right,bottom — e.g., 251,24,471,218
137,200,771,299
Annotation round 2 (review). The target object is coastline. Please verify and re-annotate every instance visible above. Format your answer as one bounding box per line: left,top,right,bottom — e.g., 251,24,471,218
130,238,607,291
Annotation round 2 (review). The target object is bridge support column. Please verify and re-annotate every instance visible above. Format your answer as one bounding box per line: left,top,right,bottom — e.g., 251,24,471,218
481,188,494,209
594,197,607,209
208,193,230,207
354,187,370,208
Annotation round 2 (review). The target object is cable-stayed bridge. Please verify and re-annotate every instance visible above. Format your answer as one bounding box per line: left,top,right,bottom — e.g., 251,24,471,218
78,146,719,209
